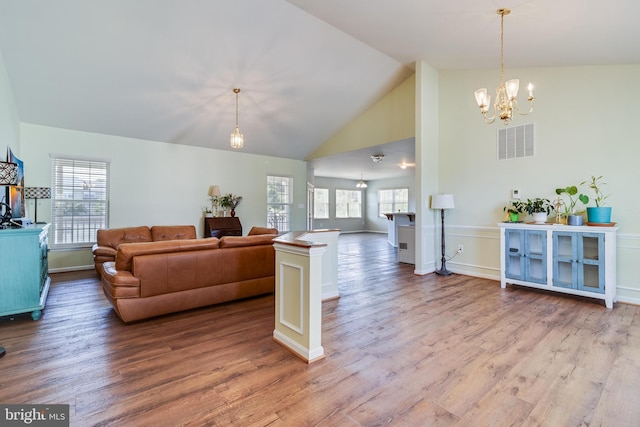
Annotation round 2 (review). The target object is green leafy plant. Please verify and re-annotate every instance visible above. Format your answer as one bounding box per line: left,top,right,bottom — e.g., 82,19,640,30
220,193,243,209
555,185,588,214
582,175,610,207
523,198,554,215
503,200,524,215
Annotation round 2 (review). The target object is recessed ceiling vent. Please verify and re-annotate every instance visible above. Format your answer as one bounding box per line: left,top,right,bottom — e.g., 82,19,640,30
497,123,535,160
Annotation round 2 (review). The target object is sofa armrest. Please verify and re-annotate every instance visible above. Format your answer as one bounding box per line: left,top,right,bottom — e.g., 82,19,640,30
92,245,117,258
102,262,141,299
248,226,279,236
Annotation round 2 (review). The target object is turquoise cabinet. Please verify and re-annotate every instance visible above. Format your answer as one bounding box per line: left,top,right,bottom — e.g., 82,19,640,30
0,224,50,320
553,231,605,294
504,228,546,284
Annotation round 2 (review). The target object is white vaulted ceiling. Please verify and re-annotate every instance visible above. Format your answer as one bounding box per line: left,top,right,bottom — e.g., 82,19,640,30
1,0,639,179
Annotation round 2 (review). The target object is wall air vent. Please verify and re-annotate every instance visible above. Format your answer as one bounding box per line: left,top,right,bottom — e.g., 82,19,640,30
497,123,535,160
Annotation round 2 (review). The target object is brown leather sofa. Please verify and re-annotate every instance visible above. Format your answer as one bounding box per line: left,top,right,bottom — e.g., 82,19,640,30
92,225,197,274
100,226,278,322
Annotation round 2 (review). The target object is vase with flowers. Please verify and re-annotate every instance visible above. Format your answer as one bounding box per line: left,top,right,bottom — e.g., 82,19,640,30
220,193,243,217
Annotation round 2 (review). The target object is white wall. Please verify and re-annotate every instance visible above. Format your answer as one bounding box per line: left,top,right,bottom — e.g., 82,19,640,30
0,48,20,221
438,64,640,302
19,123,307,270
0,49,19,157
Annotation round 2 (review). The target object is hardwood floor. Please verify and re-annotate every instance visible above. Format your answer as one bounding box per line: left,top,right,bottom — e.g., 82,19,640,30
1,232,640,426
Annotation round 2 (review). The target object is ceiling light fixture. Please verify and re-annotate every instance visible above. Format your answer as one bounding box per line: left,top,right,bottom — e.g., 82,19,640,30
399,162,415,169
356,174,368,188
230,88,244,149
474,8,534,125
371,154,385,163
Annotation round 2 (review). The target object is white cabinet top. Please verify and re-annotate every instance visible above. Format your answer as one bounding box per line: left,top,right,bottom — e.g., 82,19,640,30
497,222,618,233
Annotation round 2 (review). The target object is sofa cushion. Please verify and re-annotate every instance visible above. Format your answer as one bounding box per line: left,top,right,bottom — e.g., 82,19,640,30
219,234,275,248
97,226,152,250
115,238,220,272
248,226,278,236
151,225,197,241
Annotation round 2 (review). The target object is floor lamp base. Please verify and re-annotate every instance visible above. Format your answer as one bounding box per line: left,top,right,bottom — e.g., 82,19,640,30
435,268,452,276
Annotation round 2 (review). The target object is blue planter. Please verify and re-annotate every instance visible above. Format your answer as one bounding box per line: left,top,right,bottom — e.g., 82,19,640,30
586,207,612,224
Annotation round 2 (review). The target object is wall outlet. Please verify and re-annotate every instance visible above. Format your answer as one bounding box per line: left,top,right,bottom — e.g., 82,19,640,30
457,244,464,253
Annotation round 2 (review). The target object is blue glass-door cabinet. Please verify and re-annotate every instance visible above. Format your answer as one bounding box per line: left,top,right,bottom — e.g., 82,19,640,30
499,223,616,308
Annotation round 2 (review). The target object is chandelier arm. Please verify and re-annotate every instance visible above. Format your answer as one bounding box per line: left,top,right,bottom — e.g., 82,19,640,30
512,99,535,116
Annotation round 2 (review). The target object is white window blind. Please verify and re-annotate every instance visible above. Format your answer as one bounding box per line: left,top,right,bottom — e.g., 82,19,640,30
51,157,109,247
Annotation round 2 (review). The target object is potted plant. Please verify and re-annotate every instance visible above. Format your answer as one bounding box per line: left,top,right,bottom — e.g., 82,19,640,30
202,206,213,218
220,193,243,217
582,175,611,224
523,198,554,224
503,200,524,222
555,185,589,226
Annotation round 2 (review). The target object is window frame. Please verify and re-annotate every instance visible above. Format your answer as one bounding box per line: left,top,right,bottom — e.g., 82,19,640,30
267,175,292,233
378,188,409,217
335,188,362,219
50,155,110,249
313,188,329,219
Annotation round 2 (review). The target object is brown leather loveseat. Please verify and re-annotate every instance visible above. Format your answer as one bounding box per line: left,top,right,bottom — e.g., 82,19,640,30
100,226,278,322
92,225,197,274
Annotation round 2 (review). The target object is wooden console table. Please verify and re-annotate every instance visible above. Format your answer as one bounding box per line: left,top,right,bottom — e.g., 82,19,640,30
203,217,242,238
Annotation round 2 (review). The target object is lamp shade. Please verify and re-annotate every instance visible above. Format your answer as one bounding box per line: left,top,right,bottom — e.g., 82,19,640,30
24,187,51,199
431,194,455,210
0,161,18,185
208,185,221,197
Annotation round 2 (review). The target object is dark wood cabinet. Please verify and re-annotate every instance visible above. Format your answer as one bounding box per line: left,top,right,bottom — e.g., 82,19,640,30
203,217,242,238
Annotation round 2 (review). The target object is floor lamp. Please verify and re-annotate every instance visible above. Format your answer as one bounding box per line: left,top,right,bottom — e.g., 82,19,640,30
431,194,455,276
24,187,51,224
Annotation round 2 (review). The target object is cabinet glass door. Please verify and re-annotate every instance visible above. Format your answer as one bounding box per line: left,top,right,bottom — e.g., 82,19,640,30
525,230,547,284
578,233,605,293
553,231,605,293
505,229,546,284
505,229,524,280
553,232,576,288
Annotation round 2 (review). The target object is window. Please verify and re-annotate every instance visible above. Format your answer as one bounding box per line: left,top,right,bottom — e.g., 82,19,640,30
51,156,109,248
378,188,409,217
313,188,329,219
335,189,362,218
267,175,292,232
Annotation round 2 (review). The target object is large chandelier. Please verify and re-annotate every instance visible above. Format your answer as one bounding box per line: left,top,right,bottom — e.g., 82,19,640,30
230,88,244,149
474,8,534,125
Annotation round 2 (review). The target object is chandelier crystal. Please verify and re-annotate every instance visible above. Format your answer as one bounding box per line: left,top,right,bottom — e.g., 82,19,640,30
474,8,534,125
230,88,244,149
